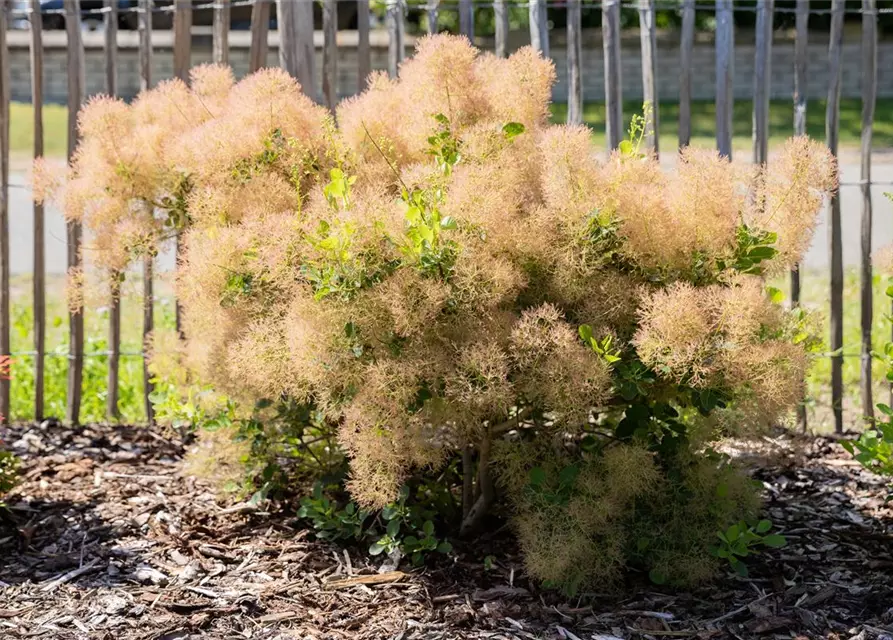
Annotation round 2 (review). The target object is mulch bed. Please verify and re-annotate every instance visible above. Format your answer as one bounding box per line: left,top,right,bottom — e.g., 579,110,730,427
1,422,893,640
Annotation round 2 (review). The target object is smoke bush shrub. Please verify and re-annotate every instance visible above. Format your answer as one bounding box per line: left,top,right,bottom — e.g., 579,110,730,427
38,35,837,590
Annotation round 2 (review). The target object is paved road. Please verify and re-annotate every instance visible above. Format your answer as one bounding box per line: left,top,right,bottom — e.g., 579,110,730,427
9,175,176,276
7,162,893,275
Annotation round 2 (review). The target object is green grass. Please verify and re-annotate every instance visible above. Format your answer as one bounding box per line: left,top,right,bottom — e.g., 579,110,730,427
550,98,893,153
11,98,892,161
8,275,176,424
5,269,884,431
10,102,69,160
770,268,893,434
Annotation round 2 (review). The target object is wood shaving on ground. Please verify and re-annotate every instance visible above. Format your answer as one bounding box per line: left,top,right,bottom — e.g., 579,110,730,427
1,421,893,639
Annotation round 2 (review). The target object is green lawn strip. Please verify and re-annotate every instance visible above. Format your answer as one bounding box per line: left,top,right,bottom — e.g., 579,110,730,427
550,98,893,152
10,98,889,160
8,274,176,423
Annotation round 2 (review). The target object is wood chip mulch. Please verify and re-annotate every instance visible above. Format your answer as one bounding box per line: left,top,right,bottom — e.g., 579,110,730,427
1,422,893,640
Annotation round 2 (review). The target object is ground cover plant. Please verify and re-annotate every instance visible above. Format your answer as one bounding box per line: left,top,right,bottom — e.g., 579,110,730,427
36,35,837,593
843,230,893,486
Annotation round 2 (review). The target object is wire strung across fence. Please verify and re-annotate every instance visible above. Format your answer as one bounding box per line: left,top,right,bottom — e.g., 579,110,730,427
0,0,886,433
8,0,893,16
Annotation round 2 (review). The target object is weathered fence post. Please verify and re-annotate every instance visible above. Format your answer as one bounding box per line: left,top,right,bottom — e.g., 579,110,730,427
386,0,405,79
248,0,270,73
64,0,85,425
29,0,45,421
104,0,117,95
358,0,371,91
715,0,734,159
459,0,473,40
860,0,877,423
427,0,439,34
602,0,622,150
323,0,338,111
752,0,773,165
678,0,694,149
138,0,154,425
529,0,548,59
0,0,9,423
638,0,658,155
213,0,230,65
566,0,582,125
277,0,315,96
494,0,508,58
105,0,121,421
826,0,844,433
172,0,191,343
792,0,808,430
173,0,192,82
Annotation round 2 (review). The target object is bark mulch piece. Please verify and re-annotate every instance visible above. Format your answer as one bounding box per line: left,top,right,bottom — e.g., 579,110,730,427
1,422,893,640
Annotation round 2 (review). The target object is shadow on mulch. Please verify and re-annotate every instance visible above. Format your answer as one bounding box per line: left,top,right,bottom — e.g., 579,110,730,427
1,422,893,640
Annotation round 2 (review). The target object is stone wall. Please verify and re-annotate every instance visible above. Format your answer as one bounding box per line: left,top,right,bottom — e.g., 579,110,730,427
7,29,892,105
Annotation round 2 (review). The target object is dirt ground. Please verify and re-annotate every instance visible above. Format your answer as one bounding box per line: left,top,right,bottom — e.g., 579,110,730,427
1,421,893,640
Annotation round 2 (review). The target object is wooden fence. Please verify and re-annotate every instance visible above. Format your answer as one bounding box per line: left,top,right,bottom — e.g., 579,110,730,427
0,0,887,433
